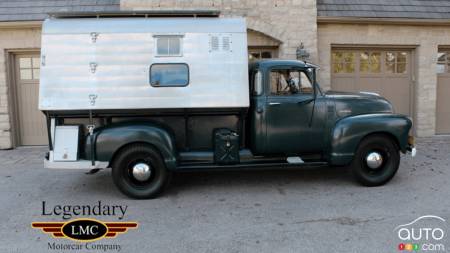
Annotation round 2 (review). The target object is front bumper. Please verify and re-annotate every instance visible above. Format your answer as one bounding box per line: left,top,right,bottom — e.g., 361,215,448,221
408,147,417,157
407,135,416,157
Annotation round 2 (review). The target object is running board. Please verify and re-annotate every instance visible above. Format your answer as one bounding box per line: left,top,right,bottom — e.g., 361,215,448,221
287,156,304,164
176,161,328,172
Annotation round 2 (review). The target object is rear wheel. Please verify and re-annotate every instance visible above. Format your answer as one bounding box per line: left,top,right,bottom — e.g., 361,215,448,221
351,135,400,186
112,144,171,199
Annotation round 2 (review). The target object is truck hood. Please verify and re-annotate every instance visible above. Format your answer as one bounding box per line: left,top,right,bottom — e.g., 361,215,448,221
325,90,394,117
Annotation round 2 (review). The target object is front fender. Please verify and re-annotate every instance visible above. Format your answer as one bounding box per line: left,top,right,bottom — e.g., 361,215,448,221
85,122,177,170
329,114,412,166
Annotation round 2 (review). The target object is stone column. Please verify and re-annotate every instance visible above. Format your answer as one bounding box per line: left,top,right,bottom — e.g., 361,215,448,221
415,42,438,137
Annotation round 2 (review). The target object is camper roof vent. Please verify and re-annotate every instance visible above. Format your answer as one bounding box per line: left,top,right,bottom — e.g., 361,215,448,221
48,10,221,19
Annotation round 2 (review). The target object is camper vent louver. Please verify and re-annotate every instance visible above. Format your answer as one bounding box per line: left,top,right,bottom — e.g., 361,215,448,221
209,34,232,52
222,36,230,51
210,36,219,51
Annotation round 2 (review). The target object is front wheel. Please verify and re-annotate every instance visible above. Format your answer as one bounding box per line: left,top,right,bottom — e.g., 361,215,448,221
111,144,171,199
350,135,400,186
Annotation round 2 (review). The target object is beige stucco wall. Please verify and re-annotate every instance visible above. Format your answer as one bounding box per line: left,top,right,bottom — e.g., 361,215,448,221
120,0,318,62
0,27,41,148
318,23,450,137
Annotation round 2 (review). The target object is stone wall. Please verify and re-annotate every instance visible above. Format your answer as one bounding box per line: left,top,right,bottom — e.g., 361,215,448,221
0,28,41,149
0,1,319,149
120,0,318,62
1,2,445,148
317,23,450,137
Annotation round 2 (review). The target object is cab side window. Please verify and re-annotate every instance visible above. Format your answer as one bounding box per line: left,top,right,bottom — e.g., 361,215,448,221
270,69,313,95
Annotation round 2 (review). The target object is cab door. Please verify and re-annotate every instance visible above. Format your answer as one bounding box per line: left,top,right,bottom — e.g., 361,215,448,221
263,67,322,154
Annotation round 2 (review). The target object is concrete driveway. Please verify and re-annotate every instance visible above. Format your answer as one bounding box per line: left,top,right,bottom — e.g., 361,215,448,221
0,137,449,253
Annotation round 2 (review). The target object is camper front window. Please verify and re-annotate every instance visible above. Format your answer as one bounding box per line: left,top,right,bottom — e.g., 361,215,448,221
155,36,182,56
150,63,189,87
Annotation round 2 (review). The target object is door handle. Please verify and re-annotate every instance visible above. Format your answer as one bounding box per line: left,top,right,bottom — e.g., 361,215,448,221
269,102,280,106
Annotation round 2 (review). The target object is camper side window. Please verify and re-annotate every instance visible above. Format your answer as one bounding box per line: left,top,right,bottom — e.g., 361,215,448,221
150,63,189,87
155,36,182,56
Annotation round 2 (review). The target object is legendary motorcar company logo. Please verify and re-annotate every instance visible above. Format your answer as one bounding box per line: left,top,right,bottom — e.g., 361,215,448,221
394,215,447,252
32,218,138,242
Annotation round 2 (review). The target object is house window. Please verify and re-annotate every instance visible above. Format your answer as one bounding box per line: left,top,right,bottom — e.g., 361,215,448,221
332,51,355,73
155,36,182,56
150,63,189,87
385,51,408,74
248,48,278,61
437,51,450,74
360,51,381,73
19,56,40,80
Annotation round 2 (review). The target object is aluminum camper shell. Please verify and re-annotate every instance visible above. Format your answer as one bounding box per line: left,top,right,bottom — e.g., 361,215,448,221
39,17,249,111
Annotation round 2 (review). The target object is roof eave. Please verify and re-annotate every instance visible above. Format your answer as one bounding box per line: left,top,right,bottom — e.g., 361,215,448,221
0,20,42,29
317,16,450,26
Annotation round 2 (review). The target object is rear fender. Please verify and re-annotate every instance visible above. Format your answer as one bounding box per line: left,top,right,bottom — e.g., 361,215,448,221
85,122,177,170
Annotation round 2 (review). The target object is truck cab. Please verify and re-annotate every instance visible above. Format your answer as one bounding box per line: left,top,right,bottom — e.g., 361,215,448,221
250,59,415,160
248,60,326,155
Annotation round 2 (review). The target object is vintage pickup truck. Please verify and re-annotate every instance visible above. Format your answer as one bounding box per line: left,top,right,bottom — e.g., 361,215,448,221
39,16,415,198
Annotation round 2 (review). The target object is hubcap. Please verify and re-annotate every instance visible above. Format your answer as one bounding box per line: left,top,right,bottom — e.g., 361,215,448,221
366,152,383,169
131,163,152,181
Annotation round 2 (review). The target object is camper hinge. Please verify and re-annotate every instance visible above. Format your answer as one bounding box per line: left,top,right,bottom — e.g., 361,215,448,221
89,62,97,73
90,32,99,43
89,94,98,106
88,110,95,166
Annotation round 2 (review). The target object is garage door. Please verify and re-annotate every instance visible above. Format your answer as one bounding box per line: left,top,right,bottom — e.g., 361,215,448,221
14,54,48,145
436,50,450,134
331,49,412,116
